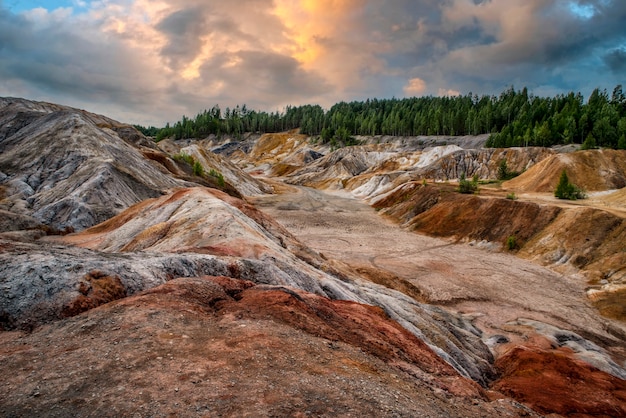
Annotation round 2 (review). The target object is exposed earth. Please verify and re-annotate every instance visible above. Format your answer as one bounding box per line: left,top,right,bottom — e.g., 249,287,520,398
1,98,626,417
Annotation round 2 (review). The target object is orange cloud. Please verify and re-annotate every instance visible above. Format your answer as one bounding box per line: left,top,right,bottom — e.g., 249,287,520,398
272,0,380,91
273,0,361,64
404,78,427,96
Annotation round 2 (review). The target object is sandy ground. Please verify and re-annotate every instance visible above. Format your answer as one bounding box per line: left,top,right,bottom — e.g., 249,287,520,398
250,183,626,360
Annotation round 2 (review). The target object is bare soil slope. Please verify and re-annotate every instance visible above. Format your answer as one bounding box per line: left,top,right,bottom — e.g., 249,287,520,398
3,104,626,417
49,187,497,384
3,276,527,418
504,149,626,192
251,185,626,358
0,98,190,230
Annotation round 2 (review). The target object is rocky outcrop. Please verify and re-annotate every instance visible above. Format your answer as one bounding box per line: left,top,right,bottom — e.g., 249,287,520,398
0,98,194,231
285,145,553,197
418,147,553,182
285,144,404,189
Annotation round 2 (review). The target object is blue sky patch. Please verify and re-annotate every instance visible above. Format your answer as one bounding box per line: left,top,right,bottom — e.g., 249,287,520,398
4,0,87,13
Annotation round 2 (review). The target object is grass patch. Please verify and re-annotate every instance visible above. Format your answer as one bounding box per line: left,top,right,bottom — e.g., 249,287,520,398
209,169,225,187
173,152,195,166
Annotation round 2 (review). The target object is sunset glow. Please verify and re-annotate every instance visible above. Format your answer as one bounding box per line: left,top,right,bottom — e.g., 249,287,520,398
1,0,624,125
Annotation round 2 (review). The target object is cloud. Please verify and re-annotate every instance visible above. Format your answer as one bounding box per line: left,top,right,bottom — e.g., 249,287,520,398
438,88,461,97
156,7,209,70
604,48,626,74
0,0,625,126
404,78,427,96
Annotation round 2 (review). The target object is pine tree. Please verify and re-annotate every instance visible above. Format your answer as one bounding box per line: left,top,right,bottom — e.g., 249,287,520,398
581,133,597,150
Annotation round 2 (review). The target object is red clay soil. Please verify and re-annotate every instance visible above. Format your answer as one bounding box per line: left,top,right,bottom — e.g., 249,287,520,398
2,276,532,417
143,276,481,397
226,284,479,395
61,270,127,318
492,336,626,417
374,181,561,247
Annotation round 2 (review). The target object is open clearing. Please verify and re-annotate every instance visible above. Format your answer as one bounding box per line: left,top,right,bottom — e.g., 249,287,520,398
251,182,626,360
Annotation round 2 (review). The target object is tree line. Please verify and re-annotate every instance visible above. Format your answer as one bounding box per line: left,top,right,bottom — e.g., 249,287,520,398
135,85,626,149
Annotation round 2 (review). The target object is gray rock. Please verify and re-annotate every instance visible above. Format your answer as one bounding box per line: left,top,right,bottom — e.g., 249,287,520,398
0,98,195,231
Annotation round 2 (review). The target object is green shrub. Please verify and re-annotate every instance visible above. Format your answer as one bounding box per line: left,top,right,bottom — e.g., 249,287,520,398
192,160,204,177
497,160,521,181
554,169,586,200
580,134,597,150
458,173,479,194
209,169,225,187
506,235,518,251
506,192,517,200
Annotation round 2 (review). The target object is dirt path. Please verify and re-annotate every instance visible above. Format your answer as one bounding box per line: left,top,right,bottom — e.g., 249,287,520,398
480,185,626,218
251,184,626,351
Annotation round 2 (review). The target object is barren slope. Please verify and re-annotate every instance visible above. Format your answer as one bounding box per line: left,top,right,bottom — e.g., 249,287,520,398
3,102,626,417
285,145,553,196
504,149,626,192
45,187,497,384
0,98,194,230
0,277,539,418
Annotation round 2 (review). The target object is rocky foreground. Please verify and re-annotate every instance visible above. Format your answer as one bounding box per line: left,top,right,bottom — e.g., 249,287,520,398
1,98,626,416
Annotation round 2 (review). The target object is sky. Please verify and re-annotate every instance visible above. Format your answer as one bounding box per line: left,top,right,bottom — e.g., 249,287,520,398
0,0,625,126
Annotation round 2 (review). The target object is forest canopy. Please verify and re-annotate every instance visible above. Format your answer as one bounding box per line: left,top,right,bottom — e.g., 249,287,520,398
137,85,626,149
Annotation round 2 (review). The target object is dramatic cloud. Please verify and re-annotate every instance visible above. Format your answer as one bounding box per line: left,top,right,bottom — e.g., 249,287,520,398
0,0,625,125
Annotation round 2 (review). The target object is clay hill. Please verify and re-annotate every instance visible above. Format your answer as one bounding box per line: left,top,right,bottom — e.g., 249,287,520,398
1,98,626,417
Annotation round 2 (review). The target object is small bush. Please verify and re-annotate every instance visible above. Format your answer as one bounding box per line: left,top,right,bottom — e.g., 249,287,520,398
580,134,597,150
506,235,518,251
554,169,586,200
192,160,204,177
506,192,517,200
458,173,479,194
173,152,195,166
209,169,225,187
497,160,521,181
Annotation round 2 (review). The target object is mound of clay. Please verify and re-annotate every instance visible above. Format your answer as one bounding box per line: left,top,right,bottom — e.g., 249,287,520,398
493,336,626,416
505,149,626,193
